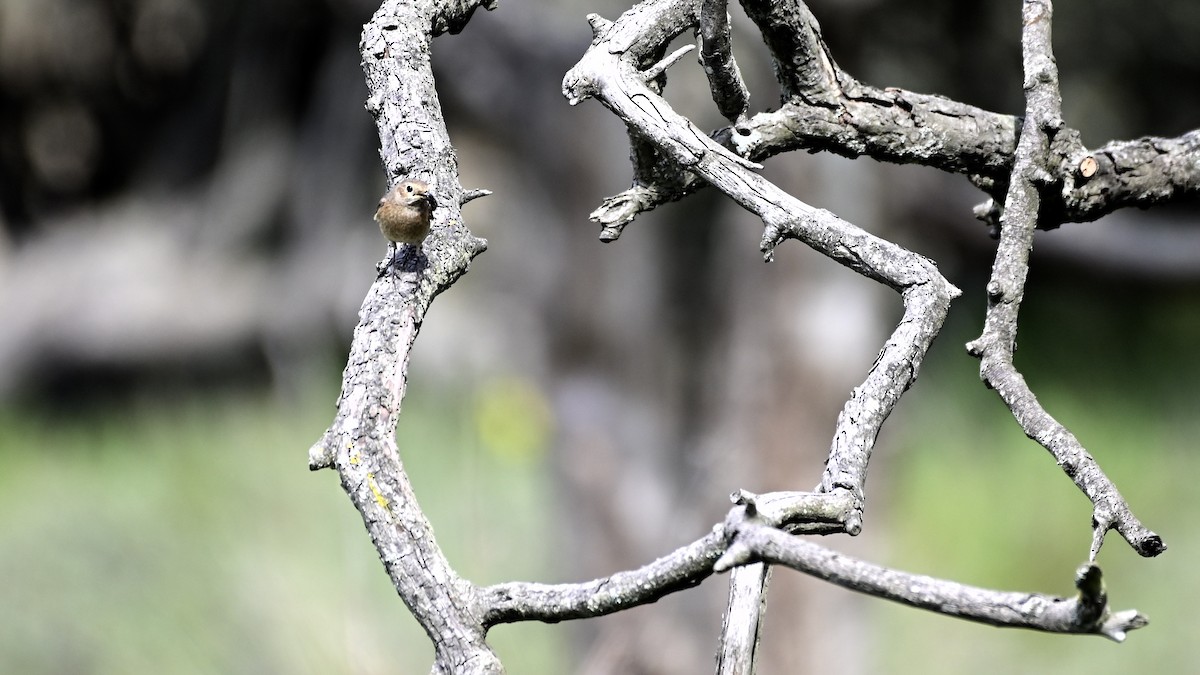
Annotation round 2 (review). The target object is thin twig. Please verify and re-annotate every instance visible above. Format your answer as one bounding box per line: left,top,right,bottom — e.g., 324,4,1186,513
479,531,724,626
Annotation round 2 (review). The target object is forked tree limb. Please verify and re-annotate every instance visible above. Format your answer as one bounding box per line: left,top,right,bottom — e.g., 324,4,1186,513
479,490,1147,643
565,0,960,539
964,0,1164,561
311,1,1163,671
719,515,1147,642
576,0,1162,560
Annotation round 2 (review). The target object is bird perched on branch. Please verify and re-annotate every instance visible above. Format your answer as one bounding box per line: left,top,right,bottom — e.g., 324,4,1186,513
375,179,437,275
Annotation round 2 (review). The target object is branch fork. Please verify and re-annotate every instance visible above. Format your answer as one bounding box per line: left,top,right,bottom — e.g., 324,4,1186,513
966,0,1163,561
312,0,1173,671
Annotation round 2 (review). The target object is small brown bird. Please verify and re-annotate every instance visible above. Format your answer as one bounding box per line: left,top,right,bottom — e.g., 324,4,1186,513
375,179,437,272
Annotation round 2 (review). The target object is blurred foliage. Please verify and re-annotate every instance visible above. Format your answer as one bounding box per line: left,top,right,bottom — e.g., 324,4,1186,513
1,275,1196,674
0,378,564,674
871,272,1200,674
473,376,554,463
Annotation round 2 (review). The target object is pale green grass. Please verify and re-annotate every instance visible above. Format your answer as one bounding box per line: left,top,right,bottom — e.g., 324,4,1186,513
869,289,1200,675
0,381,563,675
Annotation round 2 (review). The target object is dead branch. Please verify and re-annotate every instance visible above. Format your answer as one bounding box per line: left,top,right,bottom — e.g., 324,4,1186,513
588,0,1200,238
308,1,496,673
964,0,1163,560
721,516,1147,642
311,1,1170,671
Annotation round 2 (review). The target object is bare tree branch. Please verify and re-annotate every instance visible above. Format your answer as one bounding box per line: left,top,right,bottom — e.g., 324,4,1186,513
480,490,1146,644
589,0,1200,239
565,1,961,540
964,0,1164,561
310,1,1170,669
715,563,769,675
477,489,848,627
739,0,840,101
720,519,1148,643
309,1,498,673
698,0,750,124
479,531,725,626
1052,130,1200,223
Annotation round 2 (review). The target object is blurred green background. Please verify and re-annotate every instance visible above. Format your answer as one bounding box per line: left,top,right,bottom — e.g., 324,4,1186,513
2,284,1196,674
1,0,1198,673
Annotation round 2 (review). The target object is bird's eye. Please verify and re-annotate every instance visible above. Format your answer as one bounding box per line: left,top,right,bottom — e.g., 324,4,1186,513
405,184,414,193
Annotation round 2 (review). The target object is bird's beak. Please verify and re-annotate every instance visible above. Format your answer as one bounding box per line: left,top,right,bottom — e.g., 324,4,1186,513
425,193,438,211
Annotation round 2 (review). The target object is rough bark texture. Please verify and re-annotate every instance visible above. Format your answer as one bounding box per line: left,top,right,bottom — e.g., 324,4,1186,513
963,0,1164,561
589,1,1200,238
311,0,1183,671
715,563,769,675
308,1,497,673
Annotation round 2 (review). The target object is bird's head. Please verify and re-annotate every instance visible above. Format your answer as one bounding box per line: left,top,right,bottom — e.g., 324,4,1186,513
395,180,437,211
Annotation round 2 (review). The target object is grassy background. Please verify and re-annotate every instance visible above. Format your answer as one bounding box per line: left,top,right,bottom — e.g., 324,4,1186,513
0,381,563,674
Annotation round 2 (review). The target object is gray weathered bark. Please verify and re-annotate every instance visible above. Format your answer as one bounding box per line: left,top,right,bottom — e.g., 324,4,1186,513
312,0,1179,671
